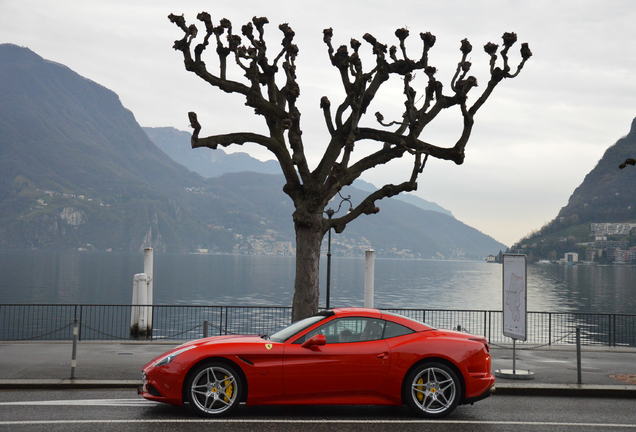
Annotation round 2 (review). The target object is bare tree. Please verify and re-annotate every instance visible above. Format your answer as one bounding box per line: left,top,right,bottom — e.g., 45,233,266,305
168,12,531,321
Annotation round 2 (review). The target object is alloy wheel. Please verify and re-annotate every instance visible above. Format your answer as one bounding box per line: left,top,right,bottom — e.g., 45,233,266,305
408,363,459,417
188,364,239,416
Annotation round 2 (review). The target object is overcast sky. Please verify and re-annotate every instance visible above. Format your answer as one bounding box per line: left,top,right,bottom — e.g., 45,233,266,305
1,0,635,246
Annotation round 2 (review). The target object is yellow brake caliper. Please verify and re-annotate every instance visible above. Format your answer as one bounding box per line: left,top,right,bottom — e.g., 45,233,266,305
223,375,234,402
415,377,424,402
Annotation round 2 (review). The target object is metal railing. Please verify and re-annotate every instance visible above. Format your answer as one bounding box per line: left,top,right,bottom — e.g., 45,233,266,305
1,304,635,347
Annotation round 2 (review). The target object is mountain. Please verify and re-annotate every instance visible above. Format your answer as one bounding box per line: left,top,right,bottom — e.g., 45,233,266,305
145,127,453,217
200,173,505,259
143,126,279,177
0,43,504,259
0,44,216,252
511,117,636,261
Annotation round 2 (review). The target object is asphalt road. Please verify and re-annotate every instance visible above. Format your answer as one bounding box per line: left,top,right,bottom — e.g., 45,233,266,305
1,389,635,431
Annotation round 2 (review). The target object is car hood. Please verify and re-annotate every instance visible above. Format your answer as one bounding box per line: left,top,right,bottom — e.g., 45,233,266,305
181,334,264,347
143,334,266,369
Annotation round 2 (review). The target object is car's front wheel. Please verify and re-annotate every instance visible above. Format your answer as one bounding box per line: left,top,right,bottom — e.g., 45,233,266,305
404,362,461,418
185,361,241,417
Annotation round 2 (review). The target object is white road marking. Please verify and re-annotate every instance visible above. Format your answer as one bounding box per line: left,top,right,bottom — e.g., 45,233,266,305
0,419,635,428
0,398,157,407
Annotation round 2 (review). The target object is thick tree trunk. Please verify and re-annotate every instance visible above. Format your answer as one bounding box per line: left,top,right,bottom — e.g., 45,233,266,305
292,221,324,322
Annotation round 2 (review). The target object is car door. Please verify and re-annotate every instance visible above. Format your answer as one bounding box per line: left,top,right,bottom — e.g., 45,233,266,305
282,317,390,403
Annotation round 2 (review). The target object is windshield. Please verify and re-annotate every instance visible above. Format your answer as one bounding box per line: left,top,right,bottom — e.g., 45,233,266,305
269,315,326,343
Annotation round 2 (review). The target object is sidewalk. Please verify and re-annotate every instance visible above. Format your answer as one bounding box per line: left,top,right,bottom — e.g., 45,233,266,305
0,340,635,397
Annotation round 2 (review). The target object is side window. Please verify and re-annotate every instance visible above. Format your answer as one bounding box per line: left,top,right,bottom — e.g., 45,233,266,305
297,317,386,344
383,320,414,339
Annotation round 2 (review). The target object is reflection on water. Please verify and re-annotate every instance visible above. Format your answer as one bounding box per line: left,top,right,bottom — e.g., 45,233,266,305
0,251,635,314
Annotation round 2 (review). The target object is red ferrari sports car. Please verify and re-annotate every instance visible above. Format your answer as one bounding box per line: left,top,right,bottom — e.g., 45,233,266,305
139,308,494,418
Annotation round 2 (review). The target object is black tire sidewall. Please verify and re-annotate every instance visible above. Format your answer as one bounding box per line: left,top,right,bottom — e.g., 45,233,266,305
184,361,242,417
404,361,461,418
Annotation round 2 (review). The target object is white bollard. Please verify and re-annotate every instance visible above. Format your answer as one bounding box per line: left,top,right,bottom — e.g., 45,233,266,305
143,248,153,334
130,275,140,329
131,273,148,337
364,249,376,308
138,274,148,331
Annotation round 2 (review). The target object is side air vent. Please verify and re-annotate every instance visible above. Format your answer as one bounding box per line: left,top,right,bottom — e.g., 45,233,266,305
238,356,254,366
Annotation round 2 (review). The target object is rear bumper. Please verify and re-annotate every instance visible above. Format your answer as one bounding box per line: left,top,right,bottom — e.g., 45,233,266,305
462,385,494,404
462,375,495,405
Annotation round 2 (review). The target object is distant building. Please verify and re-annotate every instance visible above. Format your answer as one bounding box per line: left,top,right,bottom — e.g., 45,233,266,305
485,255,496,263
591,223,636,237
564,252,578,263
613,247,636,264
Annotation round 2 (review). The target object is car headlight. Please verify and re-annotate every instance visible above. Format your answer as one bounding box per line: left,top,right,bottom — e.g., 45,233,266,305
153,345,196,367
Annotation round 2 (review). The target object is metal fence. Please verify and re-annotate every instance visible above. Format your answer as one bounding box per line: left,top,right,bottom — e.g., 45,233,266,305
1,304,635,347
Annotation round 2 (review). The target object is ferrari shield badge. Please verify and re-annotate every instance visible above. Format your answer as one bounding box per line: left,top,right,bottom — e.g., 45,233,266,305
265,343,273,350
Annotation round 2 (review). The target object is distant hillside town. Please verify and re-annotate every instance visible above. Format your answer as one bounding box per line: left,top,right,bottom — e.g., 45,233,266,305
514,222,636,264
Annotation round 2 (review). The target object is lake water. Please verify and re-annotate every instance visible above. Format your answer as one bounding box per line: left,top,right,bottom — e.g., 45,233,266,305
1,251,635,314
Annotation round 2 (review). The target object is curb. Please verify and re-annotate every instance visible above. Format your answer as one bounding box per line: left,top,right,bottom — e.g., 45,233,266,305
494,383,636,398
0,379,141,389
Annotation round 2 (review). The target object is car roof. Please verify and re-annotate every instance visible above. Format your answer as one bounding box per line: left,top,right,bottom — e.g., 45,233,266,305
331,307,382,317
328,307,430,331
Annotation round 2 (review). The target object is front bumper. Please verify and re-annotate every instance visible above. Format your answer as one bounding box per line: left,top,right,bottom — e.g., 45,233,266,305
138,369,182,406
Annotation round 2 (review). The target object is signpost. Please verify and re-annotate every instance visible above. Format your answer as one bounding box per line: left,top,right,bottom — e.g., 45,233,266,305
503,254,527,341
496,253,534,379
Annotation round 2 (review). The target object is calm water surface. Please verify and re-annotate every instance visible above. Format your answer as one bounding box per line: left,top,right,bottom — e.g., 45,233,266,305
0,252,635,314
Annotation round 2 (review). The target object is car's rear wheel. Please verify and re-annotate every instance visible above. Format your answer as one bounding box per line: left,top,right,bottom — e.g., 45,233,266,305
404,362,461,418
185,362,241,417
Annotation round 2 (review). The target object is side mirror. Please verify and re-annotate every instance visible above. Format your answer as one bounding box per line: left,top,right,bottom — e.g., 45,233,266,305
301,334,326,349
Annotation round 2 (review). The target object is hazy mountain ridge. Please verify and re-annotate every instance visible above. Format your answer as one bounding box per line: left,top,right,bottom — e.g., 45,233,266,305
511,117,636,260
143,126,280,177
0,43,505,259
144,126,454,218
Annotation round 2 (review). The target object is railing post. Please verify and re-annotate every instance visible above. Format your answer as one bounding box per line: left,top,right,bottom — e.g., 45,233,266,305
72,305,78,341
203,320,209,338
483,311,487,337
487,311,491,341
78,305,83,341
608,314,612,347
224,307,229,335
70,319,79,379
576,327,582,384
218,307,224,336
548,312,552,346
149,305,155,341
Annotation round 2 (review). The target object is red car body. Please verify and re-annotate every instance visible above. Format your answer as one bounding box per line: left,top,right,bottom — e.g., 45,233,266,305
140,308,494,416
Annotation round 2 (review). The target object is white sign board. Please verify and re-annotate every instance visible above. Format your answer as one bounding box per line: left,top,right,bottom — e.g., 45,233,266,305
502,254,527,341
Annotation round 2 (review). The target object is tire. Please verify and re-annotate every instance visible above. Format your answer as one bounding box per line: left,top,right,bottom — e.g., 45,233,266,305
404,361,461,418
184,361,242,417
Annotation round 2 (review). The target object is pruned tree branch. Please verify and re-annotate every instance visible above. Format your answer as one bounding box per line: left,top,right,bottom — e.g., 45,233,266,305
329,151,423,234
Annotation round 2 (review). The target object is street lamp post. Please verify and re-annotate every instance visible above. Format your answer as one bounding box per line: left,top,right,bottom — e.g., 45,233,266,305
323,192,352,309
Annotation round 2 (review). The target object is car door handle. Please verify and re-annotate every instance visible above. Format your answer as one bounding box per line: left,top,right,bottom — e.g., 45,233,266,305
377,352,389,359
